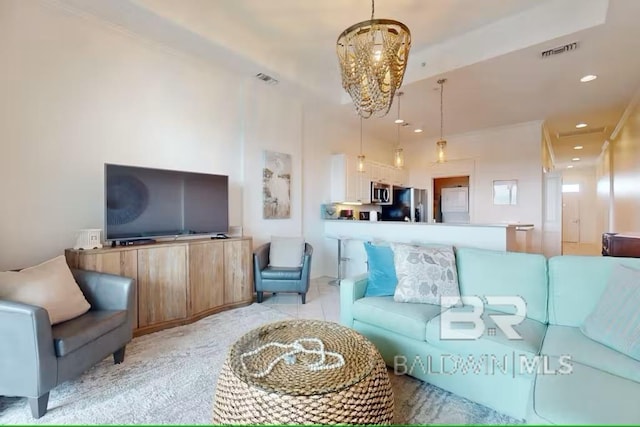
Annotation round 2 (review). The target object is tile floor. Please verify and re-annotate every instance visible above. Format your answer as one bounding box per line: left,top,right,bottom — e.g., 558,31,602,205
260,276,341,322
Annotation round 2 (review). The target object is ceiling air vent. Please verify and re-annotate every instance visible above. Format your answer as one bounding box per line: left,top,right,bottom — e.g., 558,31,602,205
556,126,606,139
255,73,279,85
541,41,578,58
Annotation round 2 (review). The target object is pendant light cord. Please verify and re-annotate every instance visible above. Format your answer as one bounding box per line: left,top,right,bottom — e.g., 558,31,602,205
397,92,401,147
439,81,444,140
360,117,363,154
371,0,375,20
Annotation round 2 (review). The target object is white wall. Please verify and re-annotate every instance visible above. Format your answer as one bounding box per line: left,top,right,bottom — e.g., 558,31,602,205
403,121,544,253
0,0,394,276
0,0,245,269
610,103,640,233
561,167,598,244
596,142,613,237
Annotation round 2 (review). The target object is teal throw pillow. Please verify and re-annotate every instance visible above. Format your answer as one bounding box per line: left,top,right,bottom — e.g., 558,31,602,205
580,263,640,361
364,242,398,297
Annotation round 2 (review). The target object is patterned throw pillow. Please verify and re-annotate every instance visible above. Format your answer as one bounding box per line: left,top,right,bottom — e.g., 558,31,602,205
580,263,640,361
391,243,461,306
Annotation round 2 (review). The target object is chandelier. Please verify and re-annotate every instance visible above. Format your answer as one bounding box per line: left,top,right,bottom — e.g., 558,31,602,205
436,78,447,163
336,0,411,118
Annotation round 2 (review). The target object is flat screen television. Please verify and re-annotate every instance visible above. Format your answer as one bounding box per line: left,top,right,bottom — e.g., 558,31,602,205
104,164,229,242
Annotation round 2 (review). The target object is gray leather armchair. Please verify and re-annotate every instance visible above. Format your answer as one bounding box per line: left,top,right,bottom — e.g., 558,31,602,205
0,269,135,418
253,243,313,304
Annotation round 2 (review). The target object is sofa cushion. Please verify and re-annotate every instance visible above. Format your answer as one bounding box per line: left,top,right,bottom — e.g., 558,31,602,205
579,263,640,361
542,324,640,384
52,310,127,357
0,255,91,325
455,248,548,323
269,236,304,267
548,255,640,326
426,308,547,360
391,243,460,306
260,266,302,280
533,357,640,424
363,242,397,297
352,296,441,341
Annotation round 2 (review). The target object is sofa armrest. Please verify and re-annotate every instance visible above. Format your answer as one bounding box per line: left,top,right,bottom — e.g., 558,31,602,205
339,273,369,328
0,300,57,397
71,269,135,330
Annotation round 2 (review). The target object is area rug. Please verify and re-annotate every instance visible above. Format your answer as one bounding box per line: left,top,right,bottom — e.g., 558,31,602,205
0,304,519,424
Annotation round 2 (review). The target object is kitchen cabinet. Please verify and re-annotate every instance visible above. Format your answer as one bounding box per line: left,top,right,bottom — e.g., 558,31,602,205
388,166,408,186
330,154,411,203
369,162,383,183
369,161,407,186
330,154,371,203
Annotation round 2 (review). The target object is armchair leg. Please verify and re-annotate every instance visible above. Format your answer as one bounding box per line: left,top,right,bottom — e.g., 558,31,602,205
257,292,264,303
113,346,126,364
29,393,49,419
301,293,306,304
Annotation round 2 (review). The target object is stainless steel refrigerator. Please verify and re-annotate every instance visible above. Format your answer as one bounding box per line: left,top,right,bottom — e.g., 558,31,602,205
381,186,428,222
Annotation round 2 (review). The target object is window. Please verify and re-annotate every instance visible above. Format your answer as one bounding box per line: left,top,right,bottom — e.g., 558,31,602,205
493,180,517,205
562,184,580,193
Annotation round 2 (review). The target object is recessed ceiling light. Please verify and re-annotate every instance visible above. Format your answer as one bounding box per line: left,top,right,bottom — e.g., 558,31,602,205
580,74,597,82
574,145,584,150
567,165,574,169
394,119,404,124
572,157,581,161
575,123,588,128
414,128,423,133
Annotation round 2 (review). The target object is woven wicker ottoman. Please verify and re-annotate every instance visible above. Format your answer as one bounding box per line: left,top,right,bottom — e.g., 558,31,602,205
212,319,393,425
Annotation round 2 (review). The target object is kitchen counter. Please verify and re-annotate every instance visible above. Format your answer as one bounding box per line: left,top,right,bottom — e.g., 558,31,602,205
325,220,532,278
324,219,533,228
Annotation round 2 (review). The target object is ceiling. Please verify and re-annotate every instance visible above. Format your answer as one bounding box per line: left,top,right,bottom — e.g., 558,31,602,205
60,0,640,169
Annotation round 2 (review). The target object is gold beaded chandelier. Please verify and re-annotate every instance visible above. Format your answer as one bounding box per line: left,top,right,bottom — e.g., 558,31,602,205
336,0,411,118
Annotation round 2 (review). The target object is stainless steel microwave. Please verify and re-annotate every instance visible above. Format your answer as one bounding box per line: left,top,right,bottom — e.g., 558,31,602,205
371,182,392,204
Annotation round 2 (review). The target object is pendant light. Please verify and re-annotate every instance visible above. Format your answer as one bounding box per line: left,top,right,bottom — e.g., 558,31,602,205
394,92,404,168
436,79,447,163
357,117,366,172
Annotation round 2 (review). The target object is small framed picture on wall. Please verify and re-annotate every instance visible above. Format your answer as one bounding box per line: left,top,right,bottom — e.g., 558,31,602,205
493,180,518,205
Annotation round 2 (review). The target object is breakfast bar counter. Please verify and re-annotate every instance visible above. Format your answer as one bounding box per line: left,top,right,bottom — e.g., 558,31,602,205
324,220,531,278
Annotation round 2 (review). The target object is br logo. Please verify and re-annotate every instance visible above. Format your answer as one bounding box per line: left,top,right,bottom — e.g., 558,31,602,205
439,296,527,340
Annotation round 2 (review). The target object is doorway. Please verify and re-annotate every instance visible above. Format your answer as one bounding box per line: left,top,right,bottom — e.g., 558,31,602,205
433,176,470,223
560,177,600,256
562,192,580,243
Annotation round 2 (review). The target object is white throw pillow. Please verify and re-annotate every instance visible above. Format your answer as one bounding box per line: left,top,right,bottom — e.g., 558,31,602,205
269,236,305,268
0,255,91,325
391,243,461,306
580,263,640,361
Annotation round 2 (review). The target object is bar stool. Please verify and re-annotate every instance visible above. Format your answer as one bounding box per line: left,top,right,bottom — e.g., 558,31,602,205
326,235,349,286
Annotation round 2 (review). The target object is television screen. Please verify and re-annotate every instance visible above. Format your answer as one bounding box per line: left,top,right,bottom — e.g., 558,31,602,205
104,164,229,241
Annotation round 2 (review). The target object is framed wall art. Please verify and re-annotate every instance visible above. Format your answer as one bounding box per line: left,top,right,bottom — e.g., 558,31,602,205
262,150,291,219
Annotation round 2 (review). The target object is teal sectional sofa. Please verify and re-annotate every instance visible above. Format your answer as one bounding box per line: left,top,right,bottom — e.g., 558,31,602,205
340,247,640,424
